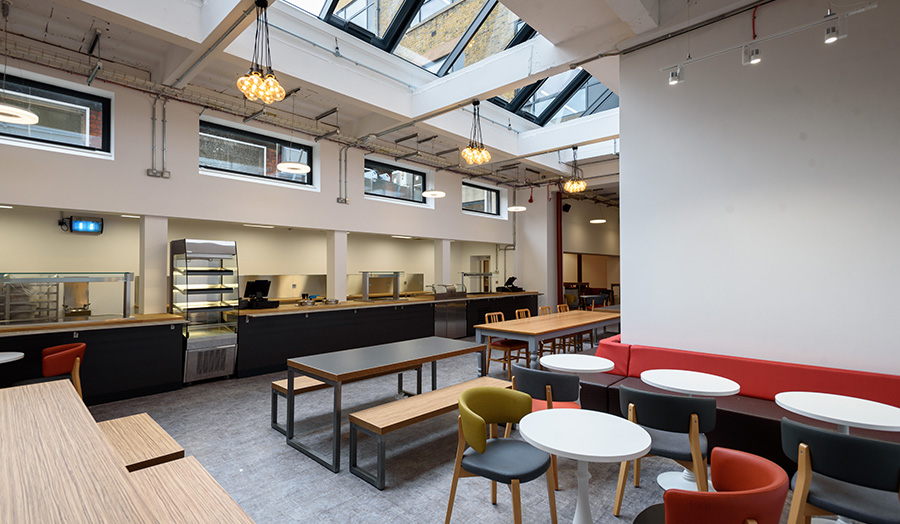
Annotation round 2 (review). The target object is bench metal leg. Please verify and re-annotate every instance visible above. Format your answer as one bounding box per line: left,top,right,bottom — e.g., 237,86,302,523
349,423,386,490
271,389,288,435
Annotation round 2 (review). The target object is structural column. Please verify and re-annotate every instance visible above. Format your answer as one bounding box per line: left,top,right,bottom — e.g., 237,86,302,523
434,239,451,285
138,215,168,314
327,230,348,302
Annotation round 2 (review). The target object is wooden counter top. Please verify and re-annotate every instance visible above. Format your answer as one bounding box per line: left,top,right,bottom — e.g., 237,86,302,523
0,313,185,336
236,291,539,317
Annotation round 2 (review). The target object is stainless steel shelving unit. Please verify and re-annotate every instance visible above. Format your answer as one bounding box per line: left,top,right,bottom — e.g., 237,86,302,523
170,239,238,383
1,272,133,326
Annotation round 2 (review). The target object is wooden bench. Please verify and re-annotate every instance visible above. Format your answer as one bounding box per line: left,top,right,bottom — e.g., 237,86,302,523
349,376,511,489
97,412,184,472
270,376,330,435
130,456,255,523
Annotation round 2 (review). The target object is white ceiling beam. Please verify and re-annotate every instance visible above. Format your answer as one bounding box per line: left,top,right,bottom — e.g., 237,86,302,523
605,0,660,34
162,0,259,87
410,22,631,119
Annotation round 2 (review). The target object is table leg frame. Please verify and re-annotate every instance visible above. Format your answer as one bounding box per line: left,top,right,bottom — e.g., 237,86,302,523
286,368,343,473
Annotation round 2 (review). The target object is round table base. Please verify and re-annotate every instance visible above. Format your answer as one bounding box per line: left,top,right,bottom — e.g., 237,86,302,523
573,460,593,524
656,469,699,492
812,518,857,524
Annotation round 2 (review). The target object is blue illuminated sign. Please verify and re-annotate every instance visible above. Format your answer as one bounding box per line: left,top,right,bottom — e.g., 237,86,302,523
70,217,103,234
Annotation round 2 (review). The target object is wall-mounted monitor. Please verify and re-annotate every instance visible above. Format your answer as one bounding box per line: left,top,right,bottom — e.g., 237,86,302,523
69,216,103,234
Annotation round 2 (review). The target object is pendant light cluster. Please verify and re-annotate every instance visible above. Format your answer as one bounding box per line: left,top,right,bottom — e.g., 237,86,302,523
236,0,285,105
563,146,586,193
461,99,490,165
0,0,38,125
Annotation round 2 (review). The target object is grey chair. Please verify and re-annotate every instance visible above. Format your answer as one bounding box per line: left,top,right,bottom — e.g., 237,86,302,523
613,385,717,517
511,363,580,489
781,418,900,524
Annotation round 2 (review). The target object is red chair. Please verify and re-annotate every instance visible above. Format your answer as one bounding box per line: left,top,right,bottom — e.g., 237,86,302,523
15,343,86,398
634,447,789,524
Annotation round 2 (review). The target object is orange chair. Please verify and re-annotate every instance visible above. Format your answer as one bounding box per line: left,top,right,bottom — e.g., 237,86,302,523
16,343,86,398
634,447,789,524
484,312,528,381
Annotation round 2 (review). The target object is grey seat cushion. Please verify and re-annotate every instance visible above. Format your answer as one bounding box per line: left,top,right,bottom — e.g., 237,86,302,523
792,472,900,524
644,426,708,462
462,438,551,485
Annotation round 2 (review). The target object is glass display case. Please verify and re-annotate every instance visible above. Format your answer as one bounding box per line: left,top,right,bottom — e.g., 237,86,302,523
169,239,238,383
0,272,133,326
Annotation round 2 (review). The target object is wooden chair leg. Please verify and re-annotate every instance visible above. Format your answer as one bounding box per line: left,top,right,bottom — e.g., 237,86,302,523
511,479,522,524
491,480,497,504
634,458,641,487
551,454,559,490
546,468,558,524
445,466,461,524
613,460,629,517
787,444,812,524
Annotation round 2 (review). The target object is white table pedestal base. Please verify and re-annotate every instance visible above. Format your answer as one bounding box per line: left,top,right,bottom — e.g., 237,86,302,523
657,468,698,491
812,518,856,524
572,460,593,524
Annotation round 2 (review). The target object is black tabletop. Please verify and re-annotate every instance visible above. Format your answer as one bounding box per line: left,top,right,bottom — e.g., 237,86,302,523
287,337,484,381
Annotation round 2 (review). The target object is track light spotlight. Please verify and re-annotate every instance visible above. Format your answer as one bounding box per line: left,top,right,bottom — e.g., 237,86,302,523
742,46,762,65
667,67,683,86
824,25,839,43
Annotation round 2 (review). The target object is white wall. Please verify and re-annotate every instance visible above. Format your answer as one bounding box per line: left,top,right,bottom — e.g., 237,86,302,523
562,198,620,255
620,1,900,374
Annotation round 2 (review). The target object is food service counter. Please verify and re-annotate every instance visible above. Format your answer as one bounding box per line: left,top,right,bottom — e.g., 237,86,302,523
0,314,185,405
234,292,538,377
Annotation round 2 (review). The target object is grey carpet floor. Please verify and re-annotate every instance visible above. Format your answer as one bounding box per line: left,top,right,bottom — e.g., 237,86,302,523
90,344,795,523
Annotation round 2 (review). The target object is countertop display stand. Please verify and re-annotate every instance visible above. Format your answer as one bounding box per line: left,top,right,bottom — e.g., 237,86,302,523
170,239,238,383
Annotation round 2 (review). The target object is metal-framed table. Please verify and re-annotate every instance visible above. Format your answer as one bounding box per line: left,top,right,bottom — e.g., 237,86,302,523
286,336,487,472
474,310,621,367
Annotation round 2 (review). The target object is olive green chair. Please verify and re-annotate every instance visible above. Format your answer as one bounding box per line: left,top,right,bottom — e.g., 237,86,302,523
444,387,557,524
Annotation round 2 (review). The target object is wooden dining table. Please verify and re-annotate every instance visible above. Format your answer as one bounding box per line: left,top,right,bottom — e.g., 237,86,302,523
474,310,621,367
0,380,254,523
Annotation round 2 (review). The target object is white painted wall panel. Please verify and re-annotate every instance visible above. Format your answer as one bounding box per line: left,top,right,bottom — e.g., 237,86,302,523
619,1,900,374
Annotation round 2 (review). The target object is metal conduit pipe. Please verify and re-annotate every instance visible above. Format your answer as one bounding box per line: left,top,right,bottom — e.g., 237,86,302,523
150,97,157,174
161,98,169,178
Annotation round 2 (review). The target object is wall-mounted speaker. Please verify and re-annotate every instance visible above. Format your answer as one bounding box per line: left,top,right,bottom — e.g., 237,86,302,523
562,203,571,213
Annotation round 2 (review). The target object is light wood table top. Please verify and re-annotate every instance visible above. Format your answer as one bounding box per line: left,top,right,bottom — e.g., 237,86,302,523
0,380,157,523
473,310,620,337
98,413,185,472
130,456,255,524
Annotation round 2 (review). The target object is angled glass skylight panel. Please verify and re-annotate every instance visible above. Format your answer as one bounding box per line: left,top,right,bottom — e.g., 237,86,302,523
333,0,406,38
519,68,581,119
447,2,522,70
546,76,619,125
394,0,488,73
282,0,330,18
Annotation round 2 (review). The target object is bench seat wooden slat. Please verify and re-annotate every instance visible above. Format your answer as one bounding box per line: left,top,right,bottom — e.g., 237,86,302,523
350,376,510,435
97,412,184,472
271,376,328,396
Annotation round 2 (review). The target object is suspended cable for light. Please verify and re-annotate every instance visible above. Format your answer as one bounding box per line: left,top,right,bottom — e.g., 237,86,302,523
0,1,38,125
461,99,490,165
276,91,310,175
237,0,285,105
563,146,586,193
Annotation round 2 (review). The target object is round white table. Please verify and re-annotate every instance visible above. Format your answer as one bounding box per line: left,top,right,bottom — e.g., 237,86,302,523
775,391,900,434
776,391,900,524
0,352,24,364
540,354,614,374
640,369,741,491
519,409,651,524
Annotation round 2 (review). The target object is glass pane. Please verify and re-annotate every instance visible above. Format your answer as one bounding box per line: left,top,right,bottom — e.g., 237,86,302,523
281,0,330,18
547,76,620,125
448,3,521,70
461,183,498,215
333,0,405,38
395,0,488,73
0,80,106,151
199,122,313,185
364,160,425,203
200,133,267,176
519,68,581,118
